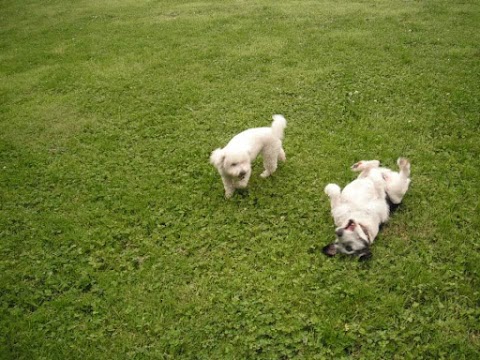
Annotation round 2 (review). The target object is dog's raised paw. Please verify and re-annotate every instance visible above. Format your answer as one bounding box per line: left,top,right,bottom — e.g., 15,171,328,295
351,161,363,170
397,157,409,167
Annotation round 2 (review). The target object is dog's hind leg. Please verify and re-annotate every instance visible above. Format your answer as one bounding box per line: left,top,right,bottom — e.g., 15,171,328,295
260,142,280,178
398,157,411,180
384,158,411,204
325,184,342,209
351,160,380,177
260,156,277,178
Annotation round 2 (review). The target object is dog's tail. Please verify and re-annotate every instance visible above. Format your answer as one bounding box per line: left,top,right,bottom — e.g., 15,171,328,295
325,183,341,198
271,114,287,140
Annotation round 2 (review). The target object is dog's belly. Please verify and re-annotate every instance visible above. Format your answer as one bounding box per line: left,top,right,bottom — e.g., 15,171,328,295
342,178,378,203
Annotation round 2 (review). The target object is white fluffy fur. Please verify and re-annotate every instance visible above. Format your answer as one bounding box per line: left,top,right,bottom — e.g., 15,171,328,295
210,115,287,198
324,158,411,259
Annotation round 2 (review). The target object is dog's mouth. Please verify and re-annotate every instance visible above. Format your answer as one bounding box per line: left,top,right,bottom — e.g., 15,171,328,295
238,174,246,180
345,219,355,231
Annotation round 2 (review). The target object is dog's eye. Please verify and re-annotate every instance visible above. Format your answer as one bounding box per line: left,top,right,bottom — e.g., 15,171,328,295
344,245,353,252
231,163,237,166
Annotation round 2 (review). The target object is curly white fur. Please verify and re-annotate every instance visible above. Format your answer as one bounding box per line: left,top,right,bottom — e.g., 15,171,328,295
210,115,287,198
324,158,411,260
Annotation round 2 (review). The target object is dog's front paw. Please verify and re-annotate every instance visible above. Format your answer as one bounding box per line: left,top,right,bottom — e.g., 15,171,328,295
225,189,234,199
260,170,271,178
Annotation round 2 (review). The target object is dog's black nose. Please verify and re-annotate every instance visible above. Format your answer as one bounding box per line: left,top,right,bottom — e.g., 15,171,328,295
322,244,337,257
239,171,246,177
335,228,344,237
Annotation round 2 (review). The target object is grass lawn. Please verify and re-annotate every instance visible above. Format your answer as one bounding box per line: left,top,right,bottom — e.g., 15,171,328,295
1,0,479,358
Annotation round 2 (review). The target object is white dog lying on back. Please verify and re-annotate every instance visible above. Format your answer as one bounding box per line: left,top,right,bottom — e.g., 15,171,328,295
323,158,411,261
210,115,287,198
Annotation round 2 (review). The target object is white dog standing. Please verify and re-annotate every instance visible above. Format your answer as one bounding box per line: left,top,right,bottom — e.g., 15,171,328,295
323,158,411,260
210,115,287,198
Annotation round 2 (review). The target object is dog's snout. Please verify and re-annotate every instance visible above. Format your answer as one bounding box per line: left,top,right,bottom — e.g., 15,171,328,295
335,228,344,237
239,170,246,177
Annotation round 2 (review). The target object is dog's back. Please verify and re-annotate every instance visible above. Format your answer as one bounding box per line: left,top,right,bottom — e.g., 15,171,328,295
226,115,287,159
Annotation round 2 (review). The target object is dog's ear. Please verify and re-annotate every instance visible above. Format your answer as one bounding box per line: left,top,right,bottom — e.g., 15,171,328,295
358,248,372,262
210,148,225,169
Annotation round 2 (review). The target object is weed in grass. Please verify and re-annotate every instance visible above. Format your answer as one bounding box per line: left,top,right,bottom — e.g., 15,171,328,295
1,0,480,359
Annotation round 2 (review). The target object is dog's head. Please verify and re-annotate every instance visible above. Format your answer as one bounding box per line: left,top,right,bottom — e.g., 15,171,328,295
210,148,251,180
323,219,372,261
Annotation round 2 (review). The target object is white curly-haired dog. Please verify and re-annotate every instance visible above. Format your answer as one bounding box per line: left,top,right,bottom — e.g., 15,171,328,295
210,115,287,198
323,158,411,261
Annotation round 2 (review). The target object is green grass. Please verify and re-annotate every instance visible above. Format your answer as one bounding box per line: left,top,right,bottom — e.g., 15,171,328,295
1,0,479,358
